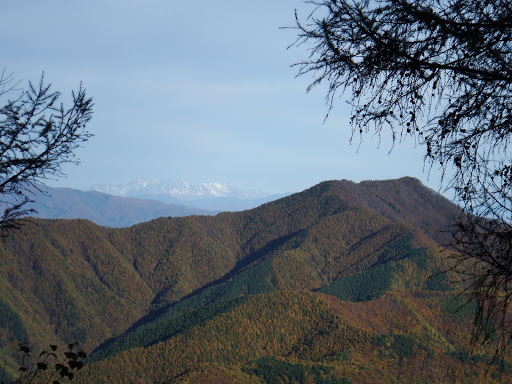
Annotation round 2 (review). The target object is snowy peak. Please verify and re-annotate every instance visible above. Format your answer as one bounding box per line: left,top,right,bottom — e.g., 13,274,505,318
89,179,270,201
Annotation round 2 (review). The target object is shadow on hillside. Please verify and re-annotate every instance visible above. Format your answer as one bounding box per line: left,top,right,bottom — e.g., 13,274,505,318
90,231,302,356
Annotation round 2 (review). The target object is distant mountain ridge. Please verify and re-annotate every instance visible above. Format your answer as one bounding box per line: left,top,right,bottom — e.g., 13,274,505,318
88,178,289,212
27,187,216,227
90,178,272,201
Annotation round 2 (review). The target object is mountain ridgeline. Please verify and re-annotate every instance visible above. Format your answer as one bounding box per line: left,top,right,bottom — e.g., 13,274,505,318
26,187,217,227
2,177,507,383
22,183,289,227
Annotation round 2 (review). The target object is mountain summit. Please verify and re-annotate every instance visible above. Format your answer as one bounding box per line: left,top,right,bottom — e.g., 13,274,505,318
89,178,271,201
88,178,287,212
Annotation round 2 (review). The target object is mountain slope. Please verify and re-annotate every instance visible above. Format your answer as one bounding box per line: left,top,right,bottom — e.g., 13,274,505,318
328,177,459,245
78,291,510,384
0,178,472,382
85,222,447,366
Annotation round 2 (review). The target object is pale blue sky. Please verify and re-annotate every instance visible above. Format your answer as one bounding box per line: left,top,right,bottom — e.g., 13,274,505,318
2,1,444,194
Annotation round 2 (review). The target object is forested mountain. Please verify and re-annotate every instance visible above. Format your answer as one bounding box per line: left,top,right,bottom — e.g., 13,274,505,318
2,178,507,383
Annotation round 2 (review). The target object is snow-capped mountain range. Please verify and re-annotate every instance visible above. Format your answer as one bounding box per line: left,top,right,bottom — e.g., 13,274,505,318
89,179,272,201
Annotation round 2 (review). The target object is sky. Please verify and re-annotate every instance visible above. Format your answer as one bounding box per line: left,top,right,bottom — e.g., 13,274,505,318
2,1,445,195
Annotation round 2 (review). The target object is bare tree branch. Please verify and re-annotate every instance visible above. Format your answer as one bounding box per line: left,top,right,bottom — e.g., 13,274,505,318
292,0,512,364
0,72,93,236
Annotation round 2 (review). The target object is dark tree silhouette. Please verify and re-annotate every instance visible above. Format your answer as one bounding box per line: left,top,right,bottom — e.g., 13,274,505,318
292,0,512,361
0,71,93,236
13,342,86,384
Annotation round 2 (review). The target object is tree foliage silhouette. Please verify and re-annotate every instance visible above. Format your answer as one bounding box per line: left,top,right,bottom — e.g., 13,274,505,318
292,0,512,361
0,71,93,236
13,342,86,384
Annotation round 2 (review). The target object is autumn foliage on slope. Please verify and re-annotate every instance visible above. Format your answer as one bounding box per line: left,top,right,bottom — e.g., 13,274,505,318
0,178,482,383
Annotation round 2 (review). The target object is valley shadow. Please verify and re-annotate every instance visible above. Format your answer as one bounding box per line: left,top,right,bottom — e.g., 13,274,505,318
152,229,303,306
90,230,302,357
